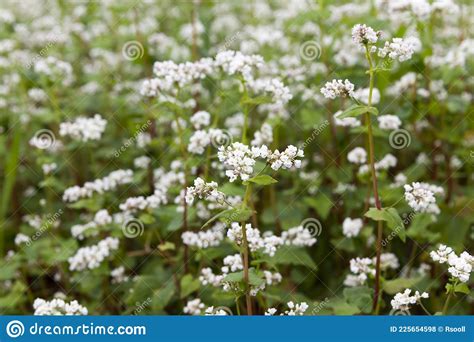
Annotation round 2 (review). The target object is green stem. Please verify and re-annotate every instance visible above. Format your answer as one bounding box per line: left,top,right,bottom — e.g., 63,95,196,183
240,183,253,315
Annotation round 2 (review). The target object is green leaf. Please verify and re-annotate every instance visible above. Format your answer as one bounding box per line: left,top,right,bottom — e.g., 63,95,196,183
220,207,254,225
365,207,406,242
268,246,317,269
454,283,470,294
180,274,200,299
337,105,378,119
68,198,103,211
343,286,373,313
328,298,361,315
222,269,264,287
241,95,273,106
245,174,278,186
139,213,155,224
304,193,333,220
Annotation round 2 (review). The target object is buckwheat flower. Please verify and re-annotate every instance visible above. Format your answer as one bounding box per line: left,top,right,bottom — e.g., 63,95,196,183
205,306,229,316
342,217,363,238
183,299,206,315
41,162,57,175
404,182,442,213
347,147,367,164
133,156,151,169
111,266,129,284
344,274,368,287
28,88,48,102
391,289,429,311
350,257,375,276
190,110,211,129
320,79,355,99
430,244,454,264
59,114,107,142
185,177,225,204
351,24,379,47
354,87,380,105
188,130,210,154
267,145,304,171
376,253,400,270
14,233,30,246
284,301,308,316
281,225,317,247
251,123,273,146
265,308,277,315
222,254,243,274
181,223,225,248
33,298,88,316
377,115,402,130
378,38,415,62
199,268,223,287
375,153,397,170
218,142,257,182
227,223,264,252
68,237,119,271
136,132,151,148
447,253,472,283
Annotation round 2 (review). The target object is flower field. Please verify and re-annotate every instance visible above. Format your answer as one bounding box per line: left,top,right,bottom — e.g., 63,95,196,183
0,0,473,316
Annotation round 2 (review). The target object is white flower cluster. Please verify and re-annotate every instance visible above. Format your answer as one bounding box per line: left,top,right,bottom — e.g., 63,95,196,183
227,223,283,256
59,114,107,142
199,268,224,287
391,289,429,312
347,147,367,164
204,307,230,315
377,115,402,130
378,38,415,62
377,253,400,270
183,298,206,315
181,223,225,249
14,233,30,246
185,177,226,204
334,110,361,128
63,169,133,202
280,225,317,247
430,245,473,283
34,56,74,86
351,24,379,47
344,257,375,287
119,189,168,213
320,79,355,99
359,153,397,175
217,143,303,182
265,301,309,316
71,209,112,240
251,123,273,146
190,110,211,129
342,217,363,238
33,298,88,315
188,128,230,155
68,237,119,271
404,182,443,214
110,266,129,284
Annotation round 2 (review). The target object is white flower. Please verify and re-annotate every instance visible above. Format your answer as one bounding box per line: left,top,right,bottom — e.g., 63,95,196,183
218,142,257,182
404,182,442,213
351,24,379,47
183,299,206,315
182,223,225,249
377,253,400,270
68,237,119,271
378,38,415,62
334,110,361,127
347,147,367,164
342,217,363,238
59,114,107,142
251,123,273,146
321,79,355,99
111,266,129,284
377,115,402,130
391,289,429,311
185,177,225,204
430,244,454,264
190,111,211,129
283,301,308,316
267,145,304,171
33,298,88,315
133,156,151,169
